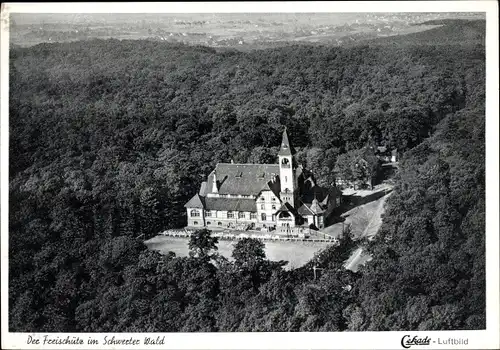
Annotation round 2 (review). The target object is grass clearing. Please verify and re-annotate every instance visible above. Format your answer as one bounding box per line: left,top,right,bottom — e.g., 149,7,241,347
145,235,332,270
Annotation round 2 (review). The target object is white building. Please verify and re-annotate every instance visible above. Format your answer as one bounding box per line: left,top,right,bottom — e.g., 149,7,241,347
184,129,342,233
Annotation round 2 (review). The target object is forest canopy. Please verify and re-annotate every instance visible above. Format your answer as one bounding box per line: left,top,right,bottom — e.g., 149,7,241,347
9,25,485,332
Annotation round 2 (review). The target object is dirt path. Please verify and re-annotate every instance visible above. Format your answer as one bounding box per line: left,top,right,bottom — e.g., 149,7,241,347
321,190,393,272
321,191,392,240
360,191,392,239
344,247,373,272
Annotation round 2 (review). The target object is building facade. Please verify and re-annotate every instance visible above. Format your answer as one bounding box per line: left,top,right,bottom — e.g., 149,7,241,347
184,129,342,233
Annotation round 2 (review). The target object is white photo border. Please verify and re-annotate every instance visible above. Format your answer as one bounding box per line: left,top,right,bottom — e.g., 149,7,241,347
1,2,498,349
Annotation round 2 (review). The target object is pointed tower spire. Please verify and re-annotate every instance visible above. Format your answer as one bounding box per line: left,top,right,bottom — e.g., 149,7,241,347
278,127,294,156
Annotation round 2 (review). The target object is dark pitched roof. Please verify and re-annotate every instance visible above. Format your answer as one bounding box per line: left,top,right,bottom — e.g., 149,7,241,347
199,181,208,196
297,200,325,216
300,185,330,204
278,128,294,156
310,198,325,214
184,194,205,209
207,163,280,196
320,194,329,206
276,202,293,212
275,202,299,217
297,203,315,216
204,197,256,212
296,164,304,178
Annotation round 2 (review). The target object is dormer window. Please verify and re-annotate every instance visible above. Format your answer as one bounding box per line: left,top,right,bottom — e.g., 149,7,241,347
305,178,313,191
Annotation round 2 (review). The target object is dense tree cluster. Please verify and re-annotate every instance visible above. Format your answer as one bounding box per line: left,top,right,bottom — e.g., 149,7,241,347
350,103,486,330
334,148,379,189
9,21,485,331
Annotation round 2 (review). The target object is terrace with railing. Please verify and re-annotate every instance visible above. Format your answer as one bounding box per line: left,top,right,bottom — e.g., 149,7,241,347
158,228,339,243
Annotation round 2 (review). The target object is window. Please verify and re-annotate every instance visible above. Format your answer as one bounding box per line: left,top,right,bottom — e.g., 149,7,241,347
238,212,245,219
272,214,276,221
220,194,228,198
261,204,265,210
260,196,265,201
218,222,222,226
271,197,275,201
272,205,276,210
227,211,234,218
285,176,288,182
207,221,212,225
191,209,200,217
205,210,211,217
193,221,198,225
261,213,267,221
250,213,257,220
304,217,309,224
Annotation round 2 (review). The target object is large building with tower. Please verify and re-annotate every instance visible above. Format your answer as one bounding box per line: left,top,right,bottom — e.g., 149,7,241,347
184,129,342,234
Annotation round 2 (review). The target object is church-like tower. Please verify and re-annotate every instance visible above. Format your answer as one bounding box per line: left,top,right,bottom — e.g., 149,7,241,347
278,128,296,207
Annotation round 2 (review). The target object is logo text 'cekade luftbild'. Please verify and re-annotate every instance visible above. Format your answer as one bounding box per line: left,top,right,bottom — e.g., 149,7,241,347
401,335,469,348
401,335,431,348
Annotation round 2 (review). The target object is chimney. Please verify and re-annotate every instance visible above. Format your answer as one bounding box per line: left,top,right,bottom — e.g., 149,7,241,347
212,170,218,193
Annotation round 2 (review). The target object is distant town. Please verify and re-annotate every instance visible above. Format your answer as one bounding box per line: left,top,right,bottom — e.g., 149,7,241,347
10,12,483,48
